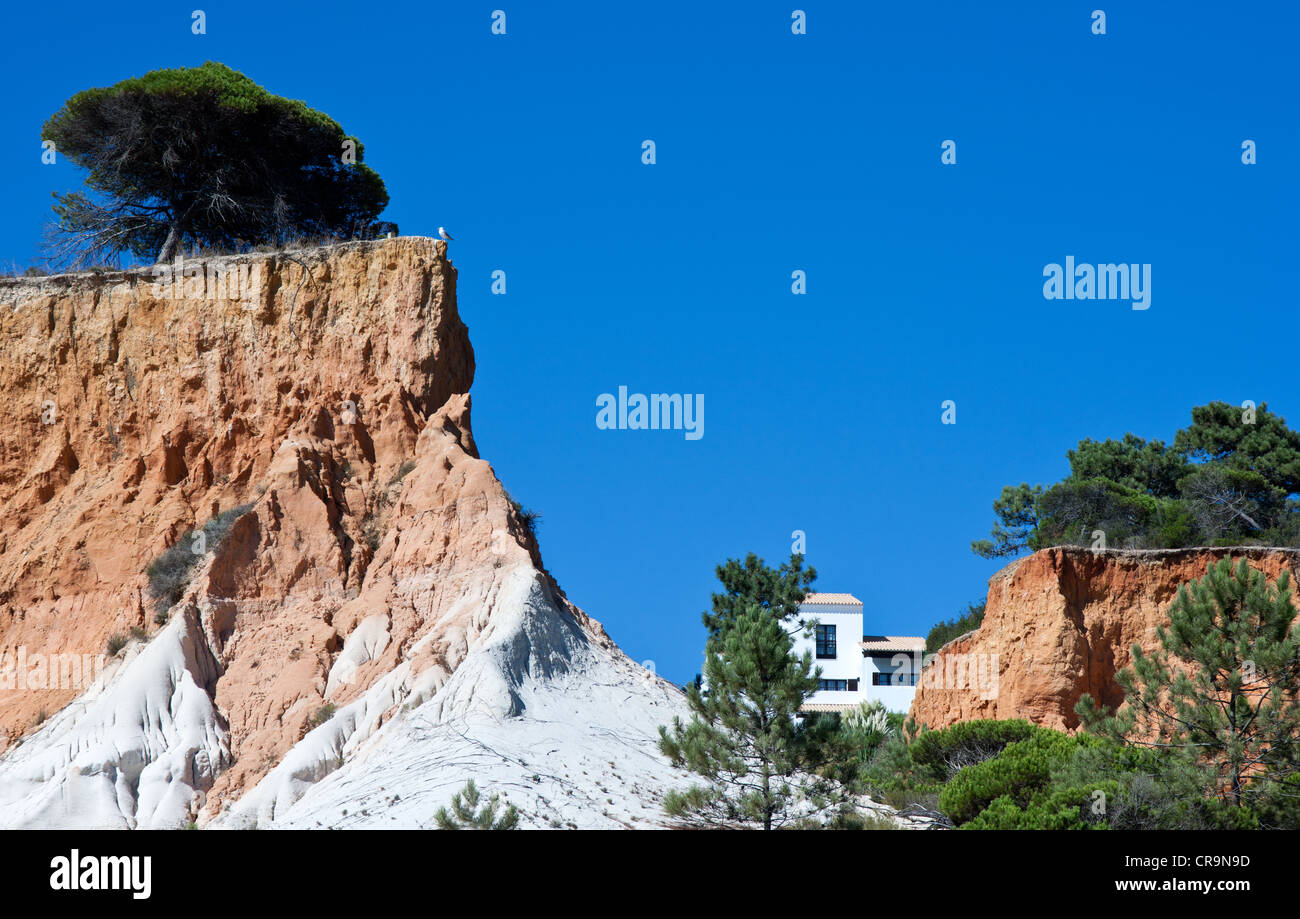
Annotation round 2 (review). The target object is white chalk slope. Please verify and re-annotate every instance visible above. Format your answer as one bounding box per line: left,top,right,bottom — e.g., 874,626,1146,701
213,565,692,828
0,563,694,829
0,608,229,829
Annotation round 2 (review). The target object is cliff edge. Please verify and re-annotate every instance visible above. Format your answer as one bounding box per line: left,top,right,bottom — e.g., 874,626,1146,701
909,546,1300,732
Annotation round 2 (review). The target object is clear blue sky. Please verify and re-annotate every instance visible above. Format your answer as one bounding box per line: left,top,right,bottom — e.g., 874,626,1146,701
2,2,1296,684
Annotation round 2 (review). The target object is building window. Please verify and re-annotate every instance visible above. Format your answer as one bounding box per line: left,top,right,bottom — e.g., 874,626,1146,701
848,679,859,692
815,624,837,659
818,679,848,692
873,672,918,687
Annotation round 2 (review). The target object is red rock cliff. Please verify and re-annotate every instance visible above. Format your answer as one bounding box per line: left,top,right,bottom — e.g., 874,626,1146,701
909,546,1300,732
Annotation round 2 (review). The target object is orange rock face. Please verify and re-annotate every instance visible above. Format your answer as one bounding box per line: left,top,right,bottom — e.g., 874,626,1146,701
0,239,614,817
909,546,1300,732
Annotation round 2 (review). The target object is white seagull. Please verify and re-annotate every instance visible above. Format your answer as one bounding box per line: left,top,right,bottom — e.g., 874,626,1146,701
437,226,454,242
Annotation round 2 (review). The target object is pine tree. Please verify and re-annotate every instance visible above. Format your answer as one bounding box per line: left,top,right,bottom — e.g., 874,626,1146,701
1078,558,1300,816
702,552,816,639
659,600,823,829
42,62,389,266
433,780,520,830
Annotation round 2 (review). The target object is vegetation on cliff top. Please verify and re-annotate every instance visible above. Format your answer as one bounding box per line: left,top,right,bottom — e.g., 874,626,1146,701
42,61,390,267
925,600,986,653
973,401,1300,557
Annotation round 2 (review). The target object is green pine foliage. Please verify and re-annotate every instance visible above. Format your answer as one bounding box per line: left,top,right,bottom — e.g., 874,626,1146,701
1078,558,1300,819
939,728,1097,824
971,484,1043,559
924,601,986,652
973,402,1300,556
908,718,1038,780
433,780,520,830
42,61,390,266
702,552,816,640
658,550,841,828
961,783,1112,830
659,599,824,829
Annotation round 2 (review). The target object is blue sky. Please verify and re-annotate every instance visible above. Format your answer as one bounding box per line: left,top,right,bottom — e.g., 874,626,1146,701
2,2,1296,684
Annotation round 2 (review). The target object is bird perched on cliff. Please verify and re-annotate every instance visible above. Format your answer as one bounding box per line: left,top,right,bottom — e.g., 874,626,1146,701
438,227,454,243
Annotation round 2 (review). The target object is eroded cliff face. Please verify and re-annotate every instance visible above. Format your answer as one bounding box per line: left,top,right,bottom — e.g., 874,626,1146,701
0,238,684,828
909,546,1300,732
0,238,468,747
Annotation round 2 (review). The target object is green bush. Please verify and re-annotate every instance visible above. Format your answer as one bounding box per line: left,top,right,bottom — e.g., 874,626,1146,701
962,783,1114,830
942,729,1263,829
909,718,1037,780
145,543,199,614
145,503,253,613
939,728,1091,825
434,780,520,830
925,601,986,653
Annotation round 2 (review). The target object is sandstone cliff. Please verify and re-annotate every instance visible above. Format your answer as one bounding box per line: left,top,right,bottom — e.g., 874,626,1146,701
909,546,1300,732
0,238,689,828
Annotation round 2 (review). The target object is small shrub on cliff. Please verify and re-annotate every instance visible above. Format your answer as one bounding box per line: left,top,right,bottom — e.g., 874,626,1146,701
507,495,541,538
202,503,254,547
308,704,335,728
146,504,253,614
389,460,416,487
360,520,382,555
434,780,519,830
0,264,48,278
106,633,127,655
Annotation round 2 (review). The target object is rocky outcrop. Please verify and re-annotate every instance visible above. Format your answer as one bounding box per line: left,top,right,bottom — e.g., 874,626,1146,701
0,238,690,828
909,546,1300,732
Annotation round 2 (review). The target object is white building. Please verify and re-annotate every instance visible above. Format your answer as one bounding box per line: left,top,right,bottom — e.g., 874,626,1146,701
790,593,925,715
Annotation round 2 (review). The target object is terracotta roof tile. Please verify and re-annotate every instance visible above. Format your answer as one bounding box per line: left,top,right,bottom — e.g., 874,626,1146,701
800,592,862,606
860,635,926,653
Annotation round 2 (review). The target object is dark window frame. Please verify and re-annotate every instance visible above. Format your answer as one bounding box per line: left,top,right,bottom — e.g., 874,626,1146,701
815,624,837,659
873,671,918,687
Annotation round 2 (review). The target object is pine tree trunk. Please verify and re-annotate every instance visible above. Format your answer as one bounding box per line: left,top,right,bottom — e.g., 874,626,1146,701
157,223,181,263
762,762,772,831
